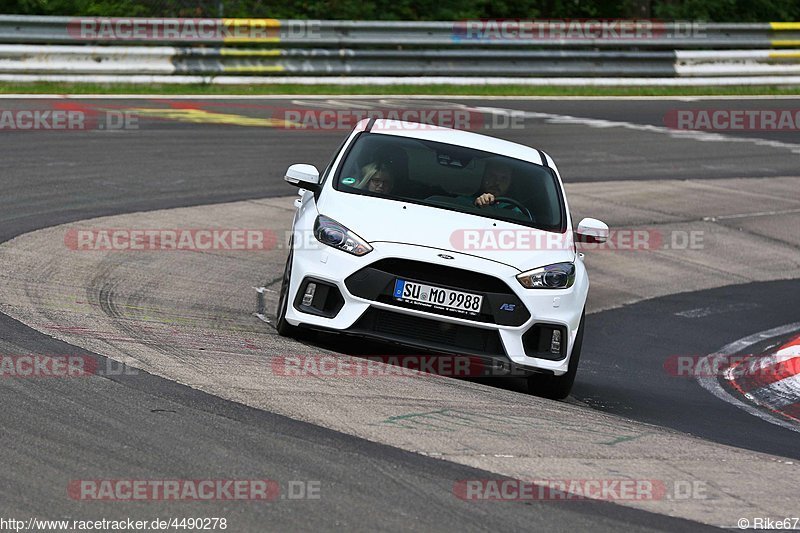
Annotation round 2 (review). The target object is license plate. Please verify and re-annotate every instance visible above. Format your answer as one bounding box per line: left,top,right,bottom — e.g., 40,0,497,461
393,279,482,316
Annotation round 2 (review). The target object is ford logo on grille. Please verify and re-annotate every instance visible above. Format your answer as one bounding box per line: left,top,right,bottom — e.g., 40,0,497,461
437,254,455,260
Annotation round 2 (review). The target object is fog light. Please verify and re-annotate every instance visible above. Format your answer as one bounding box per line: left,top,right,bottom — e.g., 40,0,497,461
550,329,562,354
302,283,317,306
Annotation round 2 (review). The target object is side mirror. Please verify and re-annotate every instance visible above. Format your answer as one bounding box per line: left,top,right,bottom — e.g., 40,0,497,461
284,164,320,191
575,218,609,244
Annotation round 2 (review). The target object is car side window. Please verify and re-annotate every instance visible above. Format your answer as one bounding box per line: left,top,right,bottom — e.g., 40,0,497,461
318,135,352,188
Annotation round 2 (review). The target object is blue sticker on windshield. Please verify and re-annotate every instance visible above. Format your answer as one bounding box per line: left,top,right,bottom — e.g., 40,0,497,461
342,177,357,185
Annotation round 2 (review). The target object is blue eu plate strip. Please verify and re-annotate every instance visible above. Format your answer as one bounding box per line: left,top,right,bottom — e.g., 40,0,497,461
393,279,405,298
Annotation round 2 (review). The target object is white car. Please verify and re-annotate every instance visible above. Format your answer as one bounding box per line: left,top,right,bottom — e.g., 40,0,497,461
275,119,608,399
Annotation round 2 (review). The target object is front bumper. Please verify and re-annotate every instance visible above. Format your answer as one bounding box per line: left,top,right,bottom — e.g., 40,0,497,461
283,241,587,375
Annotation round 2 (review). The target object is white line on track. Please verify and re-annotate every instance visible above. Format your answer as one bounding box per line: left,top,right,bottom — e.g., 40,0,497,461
469,105,800,154
703,207,800,221
8,94,800,155
696,322,800,434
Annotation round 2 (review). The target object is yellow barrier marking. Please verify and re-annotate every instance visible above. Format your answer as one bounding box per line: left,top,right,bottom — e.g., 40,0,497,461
127,108,287,128
222,65,285,73
771,40,800,47
768,51,800,58
220,48,282,56
223,18,281,27
222,18,280,43
770,22,800,30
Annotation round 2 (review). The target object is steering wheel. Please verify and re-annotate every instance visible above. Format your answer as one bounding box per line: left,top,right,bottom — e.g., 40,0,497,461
493,196,534,222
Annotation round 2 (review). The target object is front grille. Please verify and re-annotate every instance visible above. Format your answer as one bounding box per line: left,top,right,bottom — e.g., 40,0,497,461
345,258,530,327
365,258,513,294
349,308,506,357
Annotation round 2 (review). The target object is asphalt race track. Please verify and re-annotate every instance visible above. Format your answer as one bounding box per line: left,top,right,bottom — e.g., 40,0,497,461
581,280,799,458
1,96,798,531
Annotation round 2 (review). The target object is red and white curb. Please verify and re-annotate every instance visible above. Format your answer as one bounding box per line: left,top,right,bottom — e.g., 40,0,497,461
697,322,800,434
725,335,800,422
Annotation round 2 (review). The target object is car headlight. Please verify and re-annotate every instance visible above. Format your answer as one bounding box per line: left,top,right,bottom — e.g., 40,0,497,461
516,262,575,289
313,215,373,256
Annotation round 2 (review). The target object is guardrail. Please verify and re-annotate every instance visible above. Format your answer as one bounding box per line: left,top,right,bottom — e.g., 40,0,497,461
2,16,800,48
0,16,799,84
6,45,800,77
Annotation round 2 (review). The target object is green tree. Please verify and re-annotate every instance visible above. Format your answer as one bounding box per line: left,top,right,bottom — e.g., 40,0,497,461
1,0,797,20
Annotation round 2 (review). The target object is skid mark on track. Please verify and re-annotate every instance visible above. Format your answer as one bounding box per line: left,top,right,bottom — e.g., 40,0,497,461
674,302,762,318
371,409,652,446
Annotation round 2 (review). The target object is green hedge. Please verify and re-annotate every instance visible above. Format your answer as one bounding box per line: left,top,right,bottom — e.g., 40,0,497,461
1,0,798,21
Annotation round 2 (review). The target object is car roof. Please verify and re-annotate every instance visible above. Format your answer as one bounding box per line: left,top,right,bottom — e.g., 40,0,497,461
357,118,549,167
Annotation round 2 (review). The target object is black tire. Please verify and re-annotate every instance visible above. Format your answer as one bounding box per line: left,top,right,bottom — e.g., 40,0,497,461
275,247,300,337
526,310,585,400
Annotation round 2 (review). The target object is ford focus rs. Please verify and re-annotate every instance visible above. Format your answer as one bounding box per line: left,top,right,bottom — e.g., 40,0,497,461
275,118,608,399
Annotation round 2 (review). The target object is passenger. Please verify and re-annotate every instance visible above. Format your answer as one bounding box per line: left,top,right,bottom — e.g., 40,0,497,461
357,160,395,194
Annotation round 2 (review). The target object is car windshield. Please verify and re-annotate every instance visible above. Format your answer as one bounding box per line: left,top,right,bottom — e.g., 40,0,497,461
334,132,564,232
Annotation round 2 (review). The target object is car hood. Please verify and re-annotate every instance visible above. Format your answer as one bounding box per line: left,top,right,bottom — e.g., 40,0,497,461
317,193,575,272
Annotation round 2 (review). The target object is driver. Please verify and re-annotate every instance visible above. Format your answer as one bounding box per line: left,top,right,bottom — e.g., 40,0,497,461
474,160,514,208
445,159,526,217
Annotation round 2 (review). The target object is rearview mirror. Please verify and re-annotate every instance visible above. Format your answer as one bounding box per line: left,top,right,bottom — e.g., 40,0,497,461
575,218,609,244
284,164,320,191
